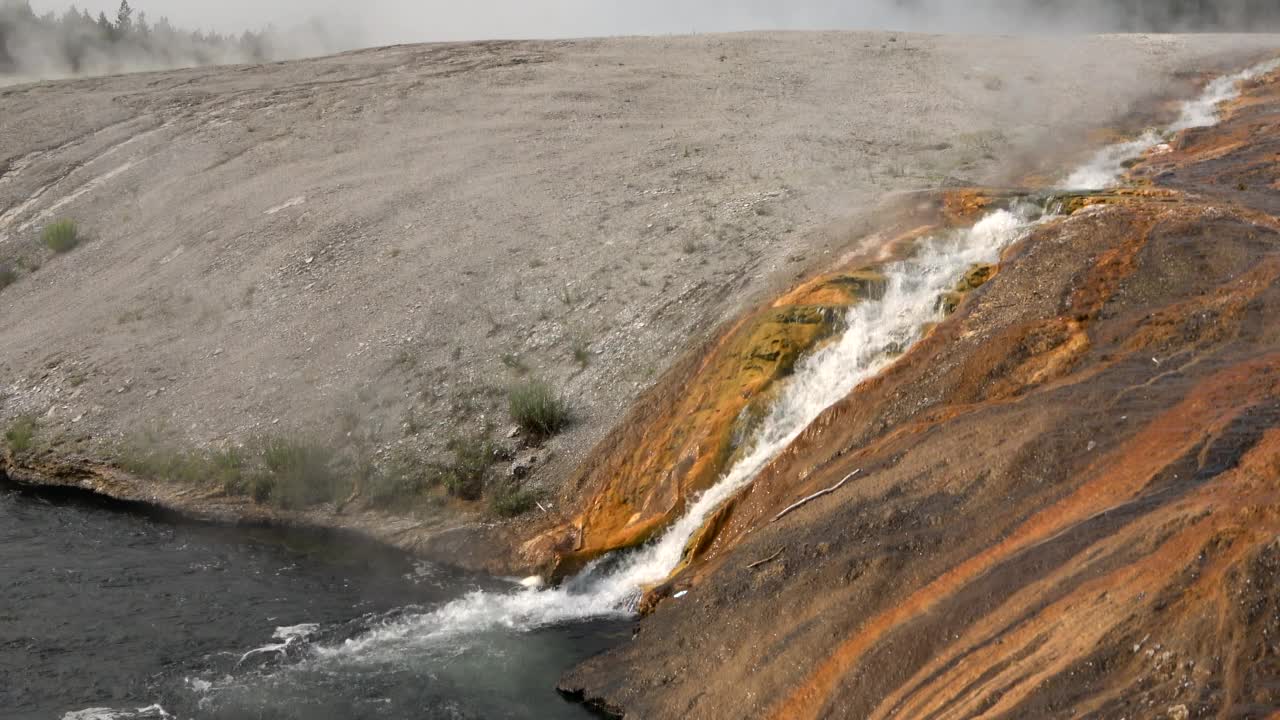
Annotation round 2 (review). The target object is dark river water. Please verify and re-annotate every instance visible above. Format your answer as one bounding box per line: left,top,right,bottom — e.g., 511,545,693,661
0,479,628,720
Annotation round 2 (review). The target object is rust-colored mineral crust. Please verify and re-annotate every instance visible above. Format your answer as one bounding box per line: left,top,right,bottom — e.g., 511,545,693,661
526,196,1002,578
561,64,1280,719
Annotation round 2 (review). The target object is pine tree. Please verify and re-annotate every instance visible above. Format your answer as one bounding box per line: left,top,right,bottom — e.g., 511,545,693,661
114,0,132,34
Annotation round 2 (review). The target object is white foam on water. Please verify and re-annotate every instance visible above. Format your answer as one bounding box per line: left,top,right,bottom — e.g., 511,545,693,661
61,705,170,720
1064,57,1280,190
272,623,320,641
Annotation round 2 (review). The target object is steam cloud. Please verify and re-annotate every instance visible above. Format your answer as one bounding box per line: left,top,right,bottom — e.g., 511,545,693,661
6,0,1280,83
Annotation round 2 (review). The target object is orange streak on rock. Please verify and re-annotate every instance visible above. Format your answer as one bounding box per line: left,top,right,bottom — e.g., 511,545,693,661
769,357,1280,720
873,428,1280,719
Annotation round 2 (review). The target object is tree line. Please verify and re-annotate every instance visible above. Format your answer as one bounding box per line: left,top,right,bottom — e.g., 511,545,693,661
894,0,1280,31
0,0,337,79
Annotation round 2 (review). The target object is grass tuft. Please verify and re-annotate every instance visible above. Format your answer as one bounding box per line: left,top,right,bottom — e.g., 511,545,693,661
366,449,433,508
119,436,347,510
0,265,16,291
570,336,591,368
488,479,538,518
4,416,38,454
118,444,246,492
437,434,495,501
256,437,346,510
508,381,571,437
500,353,529,374
42,220,81,253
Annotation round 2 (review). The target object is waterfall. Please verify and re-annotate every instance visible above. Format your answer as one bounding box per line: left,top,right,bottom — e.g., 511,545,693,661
317,57,1278,661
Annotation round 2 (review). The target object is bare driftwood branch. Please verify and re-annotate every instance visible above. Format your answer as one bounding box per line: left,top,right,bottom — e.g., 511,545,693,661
747,548,785,570
771,469,861,524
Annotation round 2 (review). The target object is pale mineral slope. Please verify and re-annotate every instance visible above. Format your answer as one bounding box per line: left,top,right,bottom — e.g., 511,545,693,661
0,32,1273,559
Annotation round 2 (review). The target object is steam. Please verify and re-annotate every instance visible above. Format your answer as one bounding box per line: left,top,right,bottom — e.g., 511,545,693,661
9,0,1280,84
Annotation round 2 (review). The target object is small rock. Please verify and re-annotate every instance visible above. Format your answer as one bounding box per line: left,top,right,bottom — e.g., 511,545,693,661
146,389,158,398
505,425,521,439
509,450,540,479
1167,705,1189,720
213,348,224,357
493,441,518,462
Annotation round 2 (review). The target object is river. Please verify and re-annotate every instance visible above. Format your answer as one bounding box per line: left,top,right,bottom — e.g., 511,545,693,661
0,479,627,719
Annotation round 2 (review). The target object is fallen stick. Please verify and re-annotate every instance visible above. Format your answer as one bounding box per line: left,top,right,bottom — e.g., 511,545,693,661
747,548,785,570
771,469,861,524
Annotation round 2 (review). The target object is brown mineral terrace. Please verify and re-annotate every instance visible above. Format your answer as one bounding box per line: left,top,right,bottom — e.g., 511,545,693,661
561,57,1280,719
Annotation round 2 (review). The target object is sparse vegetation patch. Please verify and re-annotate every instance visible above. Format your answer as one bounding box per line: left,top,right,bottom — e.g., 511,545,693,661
42,220,81,253
118,435,349,510
256,437,345,509
571,336,592,368
488,478,539,518
436,434,497,501
509,381,571,437
366,449,434,508
4,416,38,454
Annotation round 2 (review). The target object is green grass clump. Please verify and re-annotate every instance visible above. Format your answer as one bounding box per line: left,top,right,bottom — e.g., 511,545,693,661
256,437,346,509
366,450,433,508
118,444,246,492
436,435,495,501
488,479,538,518
4,416,38,454
119,435,348,510
42,220,81,253
570,336,591,368
500,353,529,374
508,381,571,437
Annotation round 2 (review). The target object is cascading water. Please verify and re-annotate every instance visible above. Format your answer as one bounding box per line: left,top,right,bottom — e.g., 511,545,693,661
317,207,1038,663
1063,58,1280,190
69,57,1277,720
312,57,1280,659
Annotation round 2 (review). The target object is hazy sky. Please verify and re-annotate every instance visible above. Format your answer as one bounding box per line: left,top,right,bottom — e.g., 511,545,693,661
26,1,1264,45
25,0,1011,44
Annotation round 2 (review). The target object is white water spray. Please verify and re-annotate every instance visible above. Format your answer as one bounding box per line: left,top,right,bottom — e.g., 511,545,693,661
1064,58,1280,190
308,57,1279,662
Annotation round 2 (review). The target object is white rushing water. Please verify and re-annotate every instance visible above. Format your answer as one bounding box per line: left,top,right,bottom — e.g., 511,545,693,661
306,56,1280,663
317,207,1037,666
1064,58,1280,190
